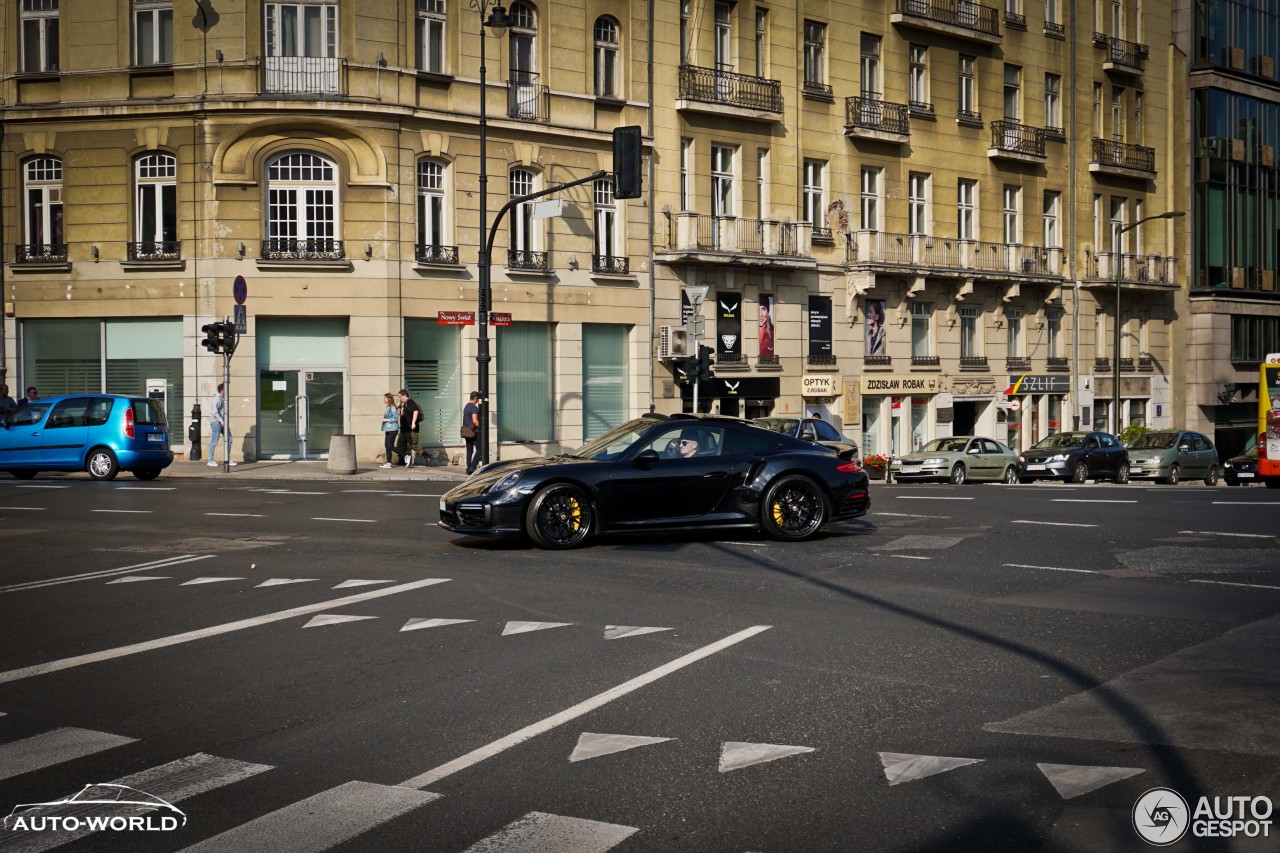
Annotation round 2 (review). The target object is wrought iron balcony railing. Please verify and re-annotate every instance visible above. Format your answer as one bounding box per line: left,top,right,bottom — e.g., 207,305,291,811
803,80,833,98
678,64,783,113
990,120,1046,157
1005,357,1031,371
261,238,345,260
415,244,459,265
508,249,550,271
846,96,910,135
1044,21,1065,37
1105,36,1147,72
958,108,983,124
127,241,181,262
865,355,893,366
807,354,838,366
811,227,833,243
592,255,629,274
664,214,810,258
1004,10,1026,28
911,355,941,367
960,356,990,369
895,0,1001,37
263,56,343,95
1091,138,1156,172
508,70,550,122
15,243,67,264
1047,356,1069,371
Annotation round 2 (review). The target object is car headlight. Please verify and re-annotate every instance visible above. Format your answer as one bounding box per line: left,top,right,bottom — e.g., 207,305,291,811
1018,456,1025,464
1049,454,1068,462
922,457,946,465
488,471,522,493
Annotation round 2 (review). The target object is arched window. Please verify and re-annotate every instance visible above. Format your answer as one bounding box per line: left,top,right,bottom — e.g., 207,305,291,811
508,168,545,270
593,16,619,98
22,156,64,259
264,152,342,259
417,159,455,264
508,2,538,119
134,152,178,260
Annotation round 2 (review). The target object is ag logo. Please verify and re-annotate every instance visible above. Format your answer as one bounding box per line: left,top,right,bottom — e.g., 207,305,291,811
1133,787,1189,846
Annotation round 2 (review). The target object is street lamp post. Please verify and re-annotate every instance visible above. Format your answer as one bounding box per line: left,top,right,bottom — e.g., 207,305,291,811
474,1,509,468
1111,210,1184,434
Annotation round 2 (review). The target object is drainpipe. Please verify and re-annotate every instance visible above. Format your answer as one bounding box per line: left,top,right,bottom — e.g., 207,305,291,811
1067,0,1080,430
0,123,7,388
646,0,656,412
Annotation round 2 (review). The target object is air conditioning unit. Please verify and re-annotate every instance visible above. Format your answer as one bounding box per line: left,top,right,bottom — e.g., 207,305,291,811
657,325,688,359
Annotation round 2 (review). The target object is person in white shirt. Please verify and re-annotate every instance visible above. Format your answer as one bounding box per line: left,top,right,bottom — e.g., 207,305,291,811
207,382,236,467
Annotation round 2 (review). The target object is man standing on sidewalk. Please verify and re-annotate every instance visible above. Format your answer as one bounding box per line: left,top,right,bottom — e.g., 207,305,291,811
462,391,481,474
207,382,236,467
396,389,421,467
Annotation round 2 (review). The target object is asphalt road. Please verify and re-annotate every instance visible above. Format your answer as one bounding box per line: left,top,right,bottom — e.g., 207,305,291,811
0,476,1277,853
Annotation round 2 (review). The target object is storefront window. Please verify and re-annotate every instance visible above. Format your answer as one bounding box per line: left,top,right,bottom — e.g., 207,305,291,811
910,398,928,450
497,323,553,442
861,397,881,457
582,324,628,441
405,320,461,448
1047,395,1061,435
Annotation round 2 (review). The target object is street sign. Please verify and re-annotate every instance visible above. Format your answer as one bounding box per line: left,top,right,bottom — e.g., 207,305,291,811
233,275,248,305
529,199,563,220
683,285,709,308
233,304,247,335
490,312,512,326
1008,399,1021,412
437,311,476,325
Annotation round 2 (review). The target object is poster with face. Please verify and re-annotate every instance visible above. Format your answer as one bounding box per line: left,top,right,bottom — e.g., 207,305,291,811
758,295,775,358
865,299,887,356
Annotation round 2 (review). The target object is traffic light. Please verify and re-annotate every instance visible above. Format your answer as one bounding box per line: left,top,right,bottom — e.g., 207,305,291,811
612,125,643,200
696,345,715,383
200,323,220,354
200,321,237,355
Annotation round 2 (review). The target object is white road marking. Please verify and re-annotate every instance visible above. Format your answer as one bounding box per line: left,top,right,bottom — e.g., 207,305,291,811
255,489,327,496
1011,520,1098,528
181,577,244,586
1037,763,1144,800
1212,501,1280,506
878,752,984,786
176,781,439,853
332,580,395,589
895,496,974,501
310,517,376,523
463,812,637,853
0,578,450,685
7,753,273,853
0,555,214,593
340,489,403,494
568,733,674,763
388,493,440,498
718,741,815,773
205,512,266,518
398,625,771,789
1051,499,1137,504
874,512,951,519
301,614,378,628
1004,563,1099,575
401,618,474,632
0,507,45,511
1178,530,1273,539
112,486,176,491
255,578,317,588
502,621,573,636
1191,579,1280,591
888,555,931,561
91,509,152,514
0,728,137,782
15,485,67,489
603,626,671,640
105,576,170,584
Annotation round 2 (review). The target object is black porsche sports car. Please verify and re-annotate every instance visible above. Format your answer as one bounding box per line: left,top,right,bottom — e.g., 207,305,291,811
439,414,871,549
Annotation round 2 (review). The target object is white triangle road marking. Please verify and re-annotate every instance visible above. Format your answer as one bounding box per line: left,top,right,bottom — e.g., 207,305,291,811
718,741,815,773
501,621,573,636
0,728,138,783
301,614,378,629
569,732,674,763
462,811,637,852
106,576,170,584
401,618,475,632
181,577,245,586
256,578,318,587
603,625,672,640
1037,763,1145,800
878,752,984,786
333,580,397,589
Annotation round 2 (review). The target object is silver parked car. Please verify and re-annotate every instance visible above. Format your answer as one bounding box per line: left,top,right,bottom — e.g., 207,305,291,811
1126,430,1220,485
889,436,1020,485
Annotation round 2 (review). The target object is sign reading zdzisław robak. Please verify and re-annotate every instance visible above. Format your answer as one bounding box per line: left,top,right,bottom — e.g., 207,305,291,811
859,375,939,394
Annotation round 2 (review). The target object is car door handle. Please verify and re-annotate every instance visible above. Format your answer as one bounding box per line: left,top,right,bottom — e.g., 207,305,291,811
702,472,727,479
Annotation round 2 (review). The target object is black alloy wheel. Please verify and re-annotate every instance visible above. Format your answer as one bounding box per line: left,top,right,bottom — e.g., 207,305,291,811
525,483,593,549
760,475,827,541
1071,462,1088,484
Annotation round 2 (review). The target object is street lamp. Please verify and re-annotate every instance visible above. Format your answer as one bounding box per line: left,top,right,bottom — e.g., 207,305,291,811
474,0,510,468
1111,210,1184,434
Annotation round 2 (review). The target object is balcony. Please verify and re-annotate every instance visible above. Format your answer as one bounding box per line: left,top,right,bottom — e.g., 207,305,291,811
1044,20,1065,38
802,80,834,100
960,356,990,370
988,121,1047,164
1102,36,1147,74
677,64,783,120
262,56,343,96
892,0,1001,45
507,249,550,272
508,71,550,122
1047,356,1069,371
592,255,629,275
658,213,814,270
14,243,68,265
1090,138,1156,179
1083,253,1179,288
261,238,344,261
865,355,893,367
845,97,910,144
807,354,838,366
845,232,1065,279
1004,10,1026,29
1005,357,1031,372
415,244,460,266
126,241,181,262
912,355,942,367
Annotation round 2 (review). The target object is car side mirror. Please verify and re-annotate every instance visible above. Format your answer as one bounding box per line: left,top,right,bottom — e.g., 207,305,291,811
967,447,980,455
634,449,660,467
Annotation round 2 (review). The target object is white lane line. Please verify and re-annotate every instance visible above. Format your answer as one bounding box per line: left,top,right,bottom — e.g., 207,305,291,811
1011,520,1099,528
1178,530,1273,539
398,625,771,790
15,485,68,489
1051,499,1137,504
0,578,450,685
874,512,951,519
1004,563,1100,575
0,555,214,593
1191,579,1280,591
311,517,376,523
889,555,932,561
10,753,274,853
254,490,327,496
1212,501,1280,506
387,494,440,498
205,512,266,518
91,509,152,514
463,812,637,853
176,781,439,853
341,489,403,494
0,507,45,511
0,728,137,783
112,486,176,491
895,496,974,501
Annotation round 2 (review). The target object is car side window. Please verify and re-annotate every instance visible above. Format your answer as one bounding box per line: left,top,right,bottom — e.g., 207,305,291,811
799,423,817,441
814,421,842,441
981,439,1001,454
722,429,778,455
47,399,91,429
1101,434,1117,448
7,404,49,427
84,398,113,427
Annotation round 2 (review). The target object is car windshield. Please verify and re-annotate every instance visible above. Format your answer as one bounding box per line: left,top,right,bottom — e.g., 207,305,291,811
568,418,660,461
1033,432,1087,449
754,418,799,436
919,437,969,453
1129,432,1176,449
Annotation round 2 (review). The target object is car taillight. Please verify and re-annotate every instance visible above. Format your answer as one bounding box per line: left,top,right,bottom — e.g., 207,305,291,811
125,407,135,439
836,461,862,473
1260,433,1267,460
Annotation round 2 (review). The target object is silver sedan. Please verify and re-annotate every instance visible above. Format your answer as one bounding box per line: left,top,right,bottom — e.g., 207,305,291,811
889,436,1020,485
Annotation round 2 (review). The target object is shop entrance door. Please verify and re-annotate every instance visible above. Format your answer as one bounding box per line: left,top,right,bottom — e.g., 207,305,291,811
258,370,345,458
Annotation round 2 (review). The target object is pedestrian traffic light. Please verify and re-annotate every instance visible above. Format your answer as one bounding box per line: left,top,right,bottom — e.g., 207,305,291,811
612,125,643,200
697,345,715,383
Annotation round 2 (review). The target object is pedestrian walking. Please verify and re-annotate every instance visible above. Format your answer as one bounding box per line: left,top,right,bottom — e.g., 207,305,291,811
0,384,15,419
462,391,481,474
17,386,38,408
396,389,421,466
207,382,236,467
379,392,399,468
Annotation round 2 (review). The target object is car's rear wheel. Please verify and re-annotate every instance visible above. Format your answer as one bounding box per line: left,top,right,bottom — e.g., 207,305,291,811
1114,462,1130,484
86,448,119,481
1002,466,1018,485
1071,462,1088,484
1203,466,1218,486
1167,464,1180,486
525,483,592,549
760,475,826,541
950,464,967,485
12,469,36,480
132,468,161,481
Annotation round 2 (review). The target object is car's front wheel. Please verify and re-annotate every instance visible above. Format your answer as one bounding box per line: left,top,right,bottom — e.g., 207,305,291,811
760,475,827,541
1114,462,1130,484
86,448,119,481
1071,462,1088,484
132,468,162,481
525,483,593,549
1002,466,1018,485
1167,464,1181,486
1204,466,1218,486
950,464,967,485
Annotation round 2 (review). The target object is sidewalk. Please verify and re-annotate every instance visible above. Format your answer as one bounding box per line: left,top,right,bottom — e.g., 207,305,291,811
165,458,471,482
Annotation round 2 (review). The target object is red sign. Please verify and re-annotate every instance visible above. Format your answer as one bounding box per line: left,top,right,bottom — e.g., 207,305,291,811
437,311,475,325
490,312,512,326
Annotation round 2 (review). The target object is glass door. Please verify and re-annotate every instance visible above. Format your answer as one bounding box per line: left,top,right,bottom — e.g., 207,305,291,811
257,369,345,458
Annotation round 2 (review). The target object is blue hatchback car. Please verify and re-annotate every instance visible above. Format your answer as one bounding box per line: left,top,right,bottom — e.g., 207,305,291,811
0,394,174,480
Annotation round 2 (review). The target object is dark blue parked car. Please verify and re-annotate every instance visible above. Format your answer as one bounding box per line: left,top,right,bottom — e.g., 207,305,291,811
0,394,173,480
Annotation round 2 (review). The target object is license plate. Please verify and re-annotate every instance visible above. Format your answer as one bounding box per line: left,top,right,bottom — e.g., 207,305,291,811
899,466,921,474
440,499,447,512
147,433,164,443
1026,464,1046,471
1238,472,1254,478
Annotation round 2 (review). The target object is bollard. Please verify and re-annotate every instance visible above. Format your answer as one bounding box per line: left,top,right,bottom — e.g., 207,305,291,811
327,433,357,475
188,402,203,461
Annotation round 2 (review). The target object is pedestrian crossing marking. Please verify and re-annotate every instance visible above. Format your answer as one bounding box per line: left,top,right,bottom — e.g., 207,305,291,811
255,579,318,588
718,742,815,773
332,580,396,589
1037,763,1145,800
878,752,984,786
181,577,245,586
301,614,378,629
401,618,475,632
105,576,170,584
0,728,137,783
569,733,674,763
501,621,573,636
463,811,638,853
602,626,671,640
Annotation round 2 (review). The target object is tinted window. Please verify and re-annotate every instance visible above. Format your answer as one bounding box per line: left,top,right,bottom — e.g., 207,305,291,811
132,398,166,426
813,420,842,441
722,428,779,455
981,439,1002,453
48,399,94,429
1098,434,1117,448
85,398,114,426
1034,432,1087,449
